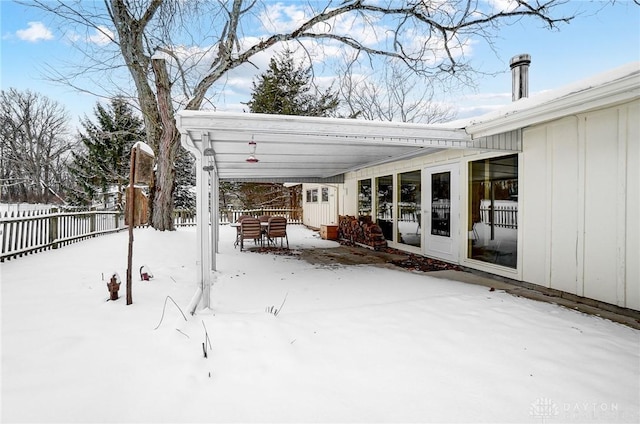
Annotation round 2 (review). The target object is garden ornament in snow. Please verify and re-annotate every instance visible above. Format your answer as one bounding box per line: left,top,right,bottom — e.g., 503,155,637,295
139,265,153,281
107,272,121,300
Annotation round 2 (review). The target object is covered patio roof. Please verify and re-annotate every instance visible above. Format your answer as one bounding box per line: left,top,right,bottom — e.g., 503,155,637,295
177,111,519,183
175,110,521,311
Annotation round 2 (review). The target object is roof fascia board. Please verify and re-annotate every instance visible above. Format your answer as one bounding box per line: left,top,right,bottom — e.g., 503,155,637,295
220,175,345,184
177,111,471,146
205,131,470,149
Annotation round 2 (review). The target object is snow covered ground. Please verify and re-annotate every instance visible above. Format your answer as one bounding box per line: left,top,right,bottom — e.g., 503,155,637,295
1,225,638,423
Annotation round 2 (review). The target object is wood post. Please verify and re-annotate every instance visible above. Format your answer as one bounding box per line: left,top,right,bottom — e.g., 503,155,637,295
50,208,59,249
126,148,136,305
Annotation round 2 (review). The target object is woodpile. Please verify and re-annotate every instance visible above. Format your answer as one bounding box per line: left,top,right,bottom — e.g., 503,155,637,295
338,215,387,250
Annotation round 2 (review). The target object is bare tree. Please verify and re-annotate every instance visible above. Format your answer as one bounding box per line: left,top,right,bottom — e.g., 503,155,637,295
26,0,573,229
0,88,73,204
338,58,456,123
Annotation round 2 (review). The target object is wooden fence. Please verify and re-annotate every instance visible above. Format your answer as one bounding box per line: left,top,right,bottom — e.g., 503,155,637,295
1,207,303,261
219,208,303,225
1,209,125,262
175,208,303,226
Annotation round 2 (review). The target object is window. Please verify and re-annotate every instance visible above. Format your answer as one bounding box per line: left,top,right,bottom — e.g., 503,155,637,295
358,179,372,216
468,154,518,268
306,188,318,203
397,170,421,247
431,172,451,237
376,175,393,240
321,187,329,202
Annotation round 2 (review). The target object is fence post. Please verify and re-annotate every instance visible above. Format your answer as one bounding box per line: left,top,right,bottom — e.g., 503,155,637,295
50,208,59,249
90,208,96,236
1,212,7,262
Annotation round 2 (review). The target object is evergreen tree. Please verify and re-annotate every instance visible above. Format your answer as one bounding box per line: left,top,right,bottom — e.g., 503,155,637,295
174,145,196,211
67,97,145,209
231,49,339,213
245,49,339,117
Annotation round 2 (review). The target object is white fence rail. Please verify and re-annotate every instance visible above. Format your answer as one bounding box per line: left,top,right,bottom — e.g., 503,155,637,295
2,207,304,261
1,209,125,262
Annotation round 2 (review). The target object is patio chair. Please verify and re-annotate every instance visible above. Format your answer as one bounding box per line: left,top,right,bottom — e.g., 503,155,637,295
239,217,262,251
258,215,272,223
232,215,254,248
266,216,288,249
236,214,253,223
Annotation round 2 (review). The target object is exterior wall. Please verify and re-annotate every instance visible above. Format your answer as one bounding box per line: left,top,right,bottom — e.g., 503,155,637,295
521,99,639,309
339,98,639,310
343,148,494,256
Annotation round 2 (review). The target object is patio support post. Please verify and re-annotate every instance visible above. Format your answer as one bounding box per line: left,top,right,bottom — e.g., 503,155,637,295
212,170,219,256
179,133,210,313
201,133,214,310
200,167,212,309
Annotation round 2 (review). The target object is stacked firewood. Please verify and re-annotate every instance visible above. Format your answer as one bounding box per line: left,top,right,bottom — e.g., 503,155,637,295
338,215,387,250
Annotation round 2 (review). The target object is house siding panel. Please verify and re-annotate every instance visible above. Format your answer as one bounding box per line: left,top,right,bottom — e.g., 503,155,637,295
521,125,550,287
625,101,639,310
583,108,622,306
549,117,580,294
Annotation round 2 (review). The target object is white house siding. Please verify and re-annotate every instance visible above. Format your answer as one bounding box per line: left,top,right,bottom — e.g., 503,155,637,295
343,149,486,254
521,99,639,310
336,100,638,311
626,101,640,311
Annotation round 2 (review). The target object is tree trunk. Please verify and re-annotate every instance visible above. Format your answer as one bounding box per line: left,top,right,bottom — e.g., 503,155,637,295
150,57,178,231
152,136,179,230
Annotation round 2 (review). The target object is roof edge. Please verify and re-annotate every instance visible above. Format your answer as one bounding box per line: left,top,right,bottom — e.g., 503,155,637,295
464,62,640,138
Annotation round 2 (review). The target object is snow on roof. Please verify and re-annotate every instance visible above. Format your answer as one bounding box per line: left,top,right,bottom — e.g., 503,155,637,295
462,62,640,136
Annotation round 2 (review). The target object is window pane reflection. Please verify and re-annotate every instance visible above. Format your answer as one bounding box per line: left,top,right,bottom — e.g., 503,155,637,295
468,155,518,268
397,170,421,248
376,175,394,240
431,172,451,237
358,179,372,216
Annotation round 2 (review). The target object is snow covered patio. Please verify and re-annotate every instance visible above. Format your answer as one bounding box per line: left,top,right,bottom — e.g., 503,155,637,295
2,225,639,423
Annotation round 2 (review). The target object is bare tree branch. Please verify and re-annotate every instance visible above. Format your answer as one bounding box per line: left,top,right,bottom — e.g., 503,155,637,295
24,0,575,229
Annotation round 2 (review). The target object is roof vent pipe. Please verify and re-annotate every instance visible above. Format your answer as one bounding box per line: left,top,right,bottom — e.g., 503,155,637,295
510,54,531,101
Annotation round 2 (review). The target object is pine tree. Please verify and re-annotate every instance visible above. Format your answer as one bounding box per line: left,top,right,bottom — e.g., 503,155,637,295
174,145,196,211
234,49,339,211
67,97,145,209
245,48,339,117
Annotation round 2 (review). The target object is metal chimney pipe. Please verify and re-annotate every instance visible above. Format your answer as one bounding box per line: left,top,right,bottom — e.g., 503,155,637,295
510,54,531,101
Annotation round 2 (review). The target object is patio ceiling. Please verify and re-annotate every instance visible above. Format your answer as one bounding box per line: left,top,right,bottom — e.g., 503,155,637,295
177,111,480,183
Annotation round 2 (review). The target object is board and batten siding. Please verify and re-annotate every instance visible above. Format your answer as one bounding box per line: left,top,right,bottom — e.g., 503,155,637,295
521,99,639,310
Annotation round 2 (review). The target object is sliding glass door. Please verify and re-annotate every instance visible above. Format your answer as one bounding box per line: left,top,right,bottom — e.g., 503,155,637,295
468,155,518,268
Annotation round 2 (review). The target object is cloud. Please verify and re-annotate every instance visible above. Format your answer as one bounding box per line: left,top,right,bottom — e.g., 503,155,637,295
16,21,53,42
88,26,114,46
486,0,520,13
259,3,308,33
